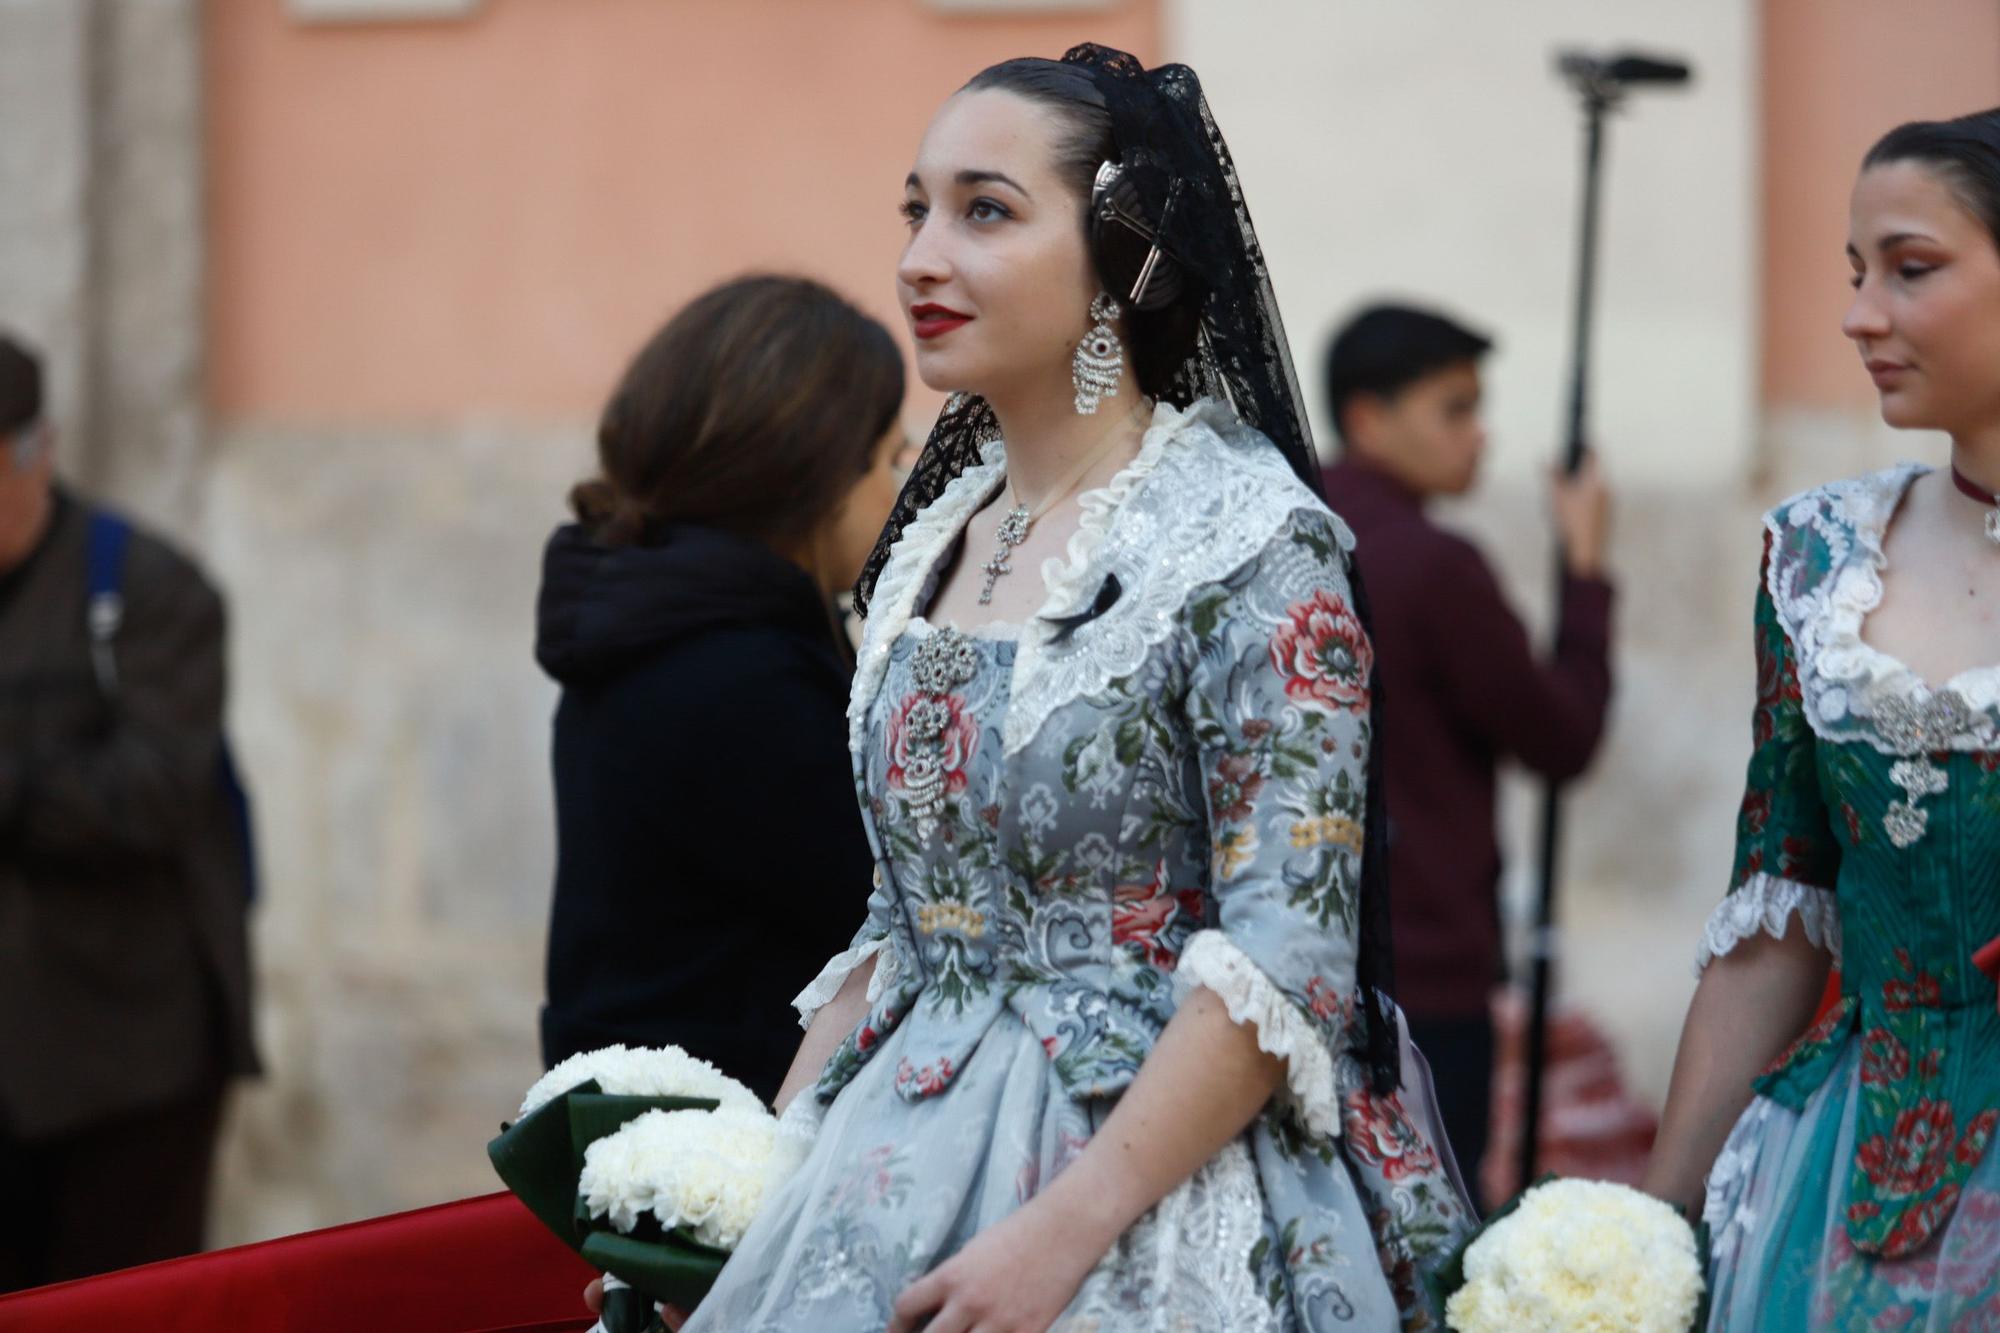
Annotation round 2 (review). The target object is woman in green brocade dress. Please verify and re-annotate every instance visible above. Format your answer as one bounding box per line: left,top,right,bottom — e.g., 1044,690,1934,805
1643,111,2000,1329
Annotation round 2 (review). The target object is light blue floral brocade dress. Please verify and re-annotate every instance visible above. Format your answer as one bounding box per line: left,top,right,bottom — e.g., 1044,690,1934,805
682,401,1473,1333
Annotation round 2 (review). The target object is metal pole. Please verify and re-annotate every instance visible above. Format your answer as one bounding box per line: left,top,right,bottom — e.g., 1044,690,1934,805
1518,83,1609,1191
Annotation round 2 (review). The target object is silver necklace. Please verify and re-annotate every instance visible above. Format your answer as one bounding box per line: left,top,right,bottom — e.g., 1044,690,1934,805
978,416,1142,605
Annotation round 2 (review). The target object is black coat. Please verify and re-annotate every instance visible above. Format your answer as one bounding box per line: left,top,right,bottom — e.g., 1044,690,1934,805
535,523,871,1104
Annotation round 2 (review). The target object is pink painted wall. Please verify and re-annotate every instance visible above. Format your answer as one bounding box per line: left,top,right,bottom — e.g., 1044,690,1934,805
1761,0,2000,411
205,0,1158,424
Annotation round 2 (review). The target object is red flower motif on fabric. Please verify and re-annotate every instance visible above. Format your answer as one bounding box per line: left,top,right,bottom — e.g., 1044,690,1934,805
1738,788,1773,838
1881,1184,1961,1260
1207,753,1265,824
1111,861,1205,968
1860,1028,1910,1088
855,1005,903,1058
894,1056,954,1098
885,692,979,795
1341,1088,1440,1184
1883,972,1942,1013
1268,589,1373,713
1856,1099,1956,1198
841,1143,901,1209
1956,1109,1998,1166
1751,621,1801,747
1761,997,1853,1078
1304,976,1346,1025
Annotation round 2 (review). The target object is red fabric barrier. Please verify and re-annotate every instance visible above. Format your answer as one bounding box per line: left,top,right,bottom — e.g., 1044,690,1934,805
0,1192,597,1333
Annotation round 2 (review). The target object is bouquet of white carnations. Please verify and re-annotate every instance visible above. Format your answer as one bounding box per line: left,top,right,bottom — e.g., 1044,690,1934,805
1434,1177,1707,1333
488,1045,808,1333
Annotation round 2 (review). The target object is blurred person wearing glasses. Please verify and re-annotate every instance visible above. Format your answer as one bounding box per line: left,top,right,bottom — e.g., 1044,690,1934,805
0,332,257,1290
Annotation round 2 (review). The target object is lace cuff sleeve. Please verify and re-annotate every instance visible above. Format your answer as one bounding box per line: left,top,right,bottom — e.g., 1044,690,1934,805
791,935,899,1028
1174,931,1342,1140
1694,872,1842,976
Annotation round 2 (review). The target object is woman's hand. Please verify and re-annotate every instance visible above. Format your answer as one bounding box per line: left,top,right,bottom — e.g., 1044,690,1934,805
884,988,1284,1331
885,1194,1108,1333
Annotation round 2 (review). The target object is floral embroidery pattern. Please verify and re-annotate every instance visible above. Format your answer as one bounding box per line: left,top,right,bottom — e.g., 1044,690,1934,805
1728,557,1840,893
1208,752,1265,823
1213,826,1259,881
894,1055,954,1099
1759,996,1856,1082
1883,949,1943,1012
1857,1101,1960,1198
1111,861,1203,968
1341,1087,1441,1185
795,484,1466,1331
1860,1028,1911,1088
1268,588,1372,713
1840,947,1995,1258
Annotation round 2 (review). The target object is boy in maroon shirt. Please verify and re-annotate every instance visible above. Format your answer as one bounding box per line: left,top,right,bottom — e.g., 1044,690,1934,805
1320,305,1614,1199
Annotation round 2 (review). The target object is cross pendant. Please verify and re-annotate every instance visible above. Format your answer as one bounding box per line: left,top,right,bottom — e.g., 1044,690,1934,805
979,505,1033,605
978,552,1010,605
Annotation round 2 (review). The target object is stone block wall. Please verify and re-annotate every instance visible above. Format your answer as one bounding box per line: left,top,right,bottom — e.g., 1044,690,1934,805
203,421,592,1243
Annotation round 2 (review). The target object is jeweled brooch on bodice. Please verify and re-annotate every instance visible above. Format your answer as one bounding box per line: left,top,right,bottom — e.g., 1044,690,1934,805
902,627,980,841
1874,689,1976,848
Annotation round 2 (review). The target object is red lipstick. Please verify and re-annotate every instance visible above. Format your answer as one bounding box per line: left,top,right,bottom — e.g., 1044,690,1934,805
911,303,973,340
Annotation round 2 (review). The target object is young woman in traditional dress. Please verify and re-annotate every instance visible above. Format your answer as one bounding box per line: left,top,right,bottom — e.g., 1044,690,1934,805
1646,108,2000,1329
664,43,1474,1333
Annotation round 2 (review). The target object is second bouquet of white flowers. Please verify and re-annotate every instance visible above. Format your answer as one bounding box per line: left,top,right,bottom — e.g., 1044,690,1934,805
489,1044,811,1333
579,1104,797,1251
1440,1178,1706,1333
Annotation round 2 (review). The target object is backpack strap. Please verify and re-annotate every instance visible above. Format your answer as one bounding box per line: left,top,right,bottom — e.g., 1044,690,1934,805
85,509,133,695
82,506,260,902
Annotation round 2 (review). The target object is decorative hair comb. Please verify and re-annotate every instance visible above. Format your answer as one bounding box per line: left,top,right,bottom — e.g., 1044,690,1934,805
1092,161,1188,308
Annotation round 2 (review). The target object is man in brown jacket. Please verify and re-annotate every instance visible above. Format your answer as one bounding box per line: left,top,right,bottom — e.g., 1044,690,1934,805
0,334,258,1289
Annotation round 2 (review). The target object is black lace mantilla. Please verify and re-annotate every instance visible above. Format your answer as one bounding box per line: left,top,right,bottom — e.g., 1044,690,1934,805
854,43,1401,1094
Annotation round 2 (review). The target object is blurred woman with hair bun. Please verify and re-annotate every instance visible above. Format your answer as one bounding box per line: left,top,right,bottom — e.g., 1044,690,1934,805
535,273,907,1106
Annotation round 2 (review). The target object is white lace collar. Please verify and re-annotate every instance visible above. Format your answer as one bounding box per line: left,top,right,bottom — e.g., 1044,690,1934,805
1768,461,2000,749
848,398,1340,760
